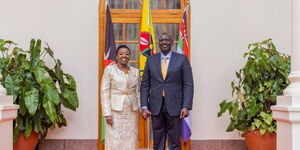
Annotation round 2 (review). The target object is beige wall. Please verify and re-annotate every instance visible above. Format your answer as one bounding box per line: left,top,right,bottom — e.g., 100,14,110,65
0,0,99,139
0,0,291,140
190,0,291,140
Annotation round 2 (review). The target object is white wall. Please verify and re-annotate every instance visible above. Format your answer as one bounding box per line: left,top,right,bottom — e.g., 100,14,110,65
0,0,99,139
190,0,291,140
0,0,292,140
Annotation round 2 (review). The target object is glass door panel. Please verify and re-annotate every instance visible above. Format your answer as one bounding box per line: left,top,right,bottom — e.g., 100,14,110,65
114,23,139,68
113,24,123,41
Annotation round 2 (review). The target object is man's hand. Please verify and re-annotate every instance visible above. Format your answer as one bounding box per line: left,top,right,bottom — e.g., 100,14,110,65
142,108,152,120
180,108,189,118
106,116,113,126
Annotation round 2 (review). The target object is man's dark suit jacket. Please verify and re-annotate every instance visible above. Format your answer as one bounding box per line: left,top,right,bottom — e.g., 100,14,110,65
140,52,194,116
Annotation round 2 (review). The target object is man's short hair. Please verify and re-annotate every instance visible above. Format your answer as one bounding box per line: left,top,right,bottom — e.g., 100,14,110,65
160,32,173,42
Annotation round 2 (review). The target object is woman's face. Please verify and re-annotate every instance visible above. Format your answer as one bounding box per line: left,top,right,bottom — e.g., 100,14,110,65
116,47,131,65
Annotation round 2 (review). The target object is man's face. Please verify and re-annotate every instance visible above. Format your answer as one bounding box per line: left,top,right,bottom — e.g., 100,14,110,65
159,34,173,53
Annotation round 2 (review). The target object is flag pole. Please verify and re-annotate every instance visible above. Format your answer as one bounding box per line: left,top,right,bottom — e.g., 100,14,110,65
147,118,150,150
140,0,155,148
148,0,151,149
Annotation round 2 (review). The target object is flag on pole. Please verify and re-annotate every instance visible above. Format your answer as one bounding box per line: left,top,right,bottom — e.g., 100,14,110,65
177,7,192,142
101,3,116,144
139,1,156,148
139,0,156,76
177,7,189,56
104,4,116,66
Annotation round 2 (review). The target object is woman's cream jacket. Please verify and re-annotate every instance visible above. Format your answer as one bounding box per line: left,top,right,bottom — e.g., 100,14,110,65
101,64,140,116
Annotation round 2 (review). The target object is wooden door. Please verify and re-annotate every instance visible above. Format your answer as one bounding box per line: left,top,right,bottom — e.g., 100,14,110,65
98,0,191,149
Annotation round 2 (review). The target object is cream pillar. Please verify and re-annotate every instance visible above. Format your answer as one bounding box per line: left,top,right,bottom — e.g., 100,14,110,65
271,0,300,149
0,85,18,150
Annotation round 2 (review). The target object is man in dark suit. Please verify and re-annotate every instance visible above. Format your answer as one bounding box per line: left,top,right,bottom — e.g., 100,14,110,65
140,32,194,150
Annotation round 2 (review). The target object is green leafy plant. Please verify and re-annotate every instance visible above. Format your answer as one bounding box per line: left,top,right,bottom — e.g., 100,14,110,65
0,39,79,142
217,39,290,134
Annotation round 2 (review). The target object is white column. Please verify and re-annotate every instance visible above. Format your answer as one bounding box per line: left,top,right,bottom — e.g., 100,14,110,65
271,0,300,149
284,0,300,96
0,96,19,150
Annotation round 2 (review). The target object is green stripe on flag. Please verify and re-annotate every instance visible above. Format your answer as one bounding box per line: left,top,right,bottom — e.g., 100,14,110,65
101,115,105,144
177,33,184,52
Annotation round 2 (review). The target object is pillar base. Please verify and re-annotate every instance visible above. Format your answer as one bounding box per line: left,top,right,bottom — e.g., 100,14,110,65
0,96,19,150
271,96,300,150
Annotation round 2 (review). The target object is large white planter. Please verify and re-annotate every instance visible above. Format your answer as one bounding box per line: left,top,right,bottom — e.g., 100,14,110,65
0,96,19,150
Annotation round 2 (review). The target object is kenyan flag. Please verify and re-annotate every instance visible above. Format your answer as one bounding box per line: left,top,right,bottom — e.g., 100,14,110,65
177,7,192,143
101,4,116,144
177,8,189,57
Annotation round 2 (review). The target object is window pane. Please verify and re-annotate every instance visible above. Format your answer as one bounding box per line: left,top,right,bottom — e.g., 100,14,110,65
126,24,139,41
109,0,182,9
115,43,121,51
166,24,179,41
129,62,138,68
153,24,163,41
151,0,164,9
126,0,141,9
113,24,123,41
109,0,124,9
126,43,139,61
165,0,181,9
172,44,177,51
155,43,160,53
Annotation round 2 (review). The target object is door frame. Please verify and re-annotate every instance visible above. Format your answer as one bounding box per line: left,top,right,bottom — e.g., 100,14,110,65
98,0,191,149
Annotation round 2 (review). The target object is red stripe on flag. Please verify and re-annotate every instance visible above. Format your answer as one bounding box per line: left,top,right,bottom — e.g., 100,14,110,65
180,10,189,57
104,59,115,68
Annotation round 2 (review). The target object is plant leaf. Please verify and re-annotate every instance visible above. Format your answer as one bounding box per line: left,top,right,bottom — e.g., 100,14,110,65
54,59,65,84
4,75,21,102
63,88,79,108
247,101,261,119
234,122,246,131
42,97,57,122
43,83,59,105
24,118,33,138
19,97,27,115
56,111,67,127
65,74,77,90
59,95,77,111
226,119,236,132
217,100,230,117
33,61,47,84
24,88,39,115
30,39,41,69
260,128,266,135
32,115,42,133
13,125,22,143
44,43,54,58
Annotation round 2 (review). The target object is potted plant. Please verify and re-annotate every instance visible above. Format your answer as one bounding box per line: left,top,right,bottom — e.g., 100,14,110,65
0,39,79,150
217,39,290,150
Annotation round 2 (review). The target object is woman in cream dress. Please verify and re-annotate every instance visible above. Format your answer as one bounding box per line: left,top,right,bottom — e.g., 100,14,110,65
101,45,140,150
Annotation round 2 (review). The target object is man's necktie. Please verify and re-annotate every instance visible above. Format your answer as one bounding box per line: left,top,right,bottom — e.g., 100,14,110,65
161,56,167,96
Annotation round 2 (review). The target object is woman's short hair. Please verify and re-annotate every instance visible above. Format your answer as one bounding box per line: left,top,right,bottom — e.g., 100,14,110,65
116,45,131,55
